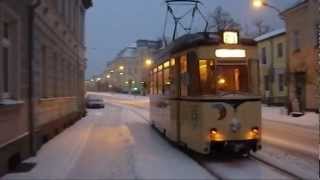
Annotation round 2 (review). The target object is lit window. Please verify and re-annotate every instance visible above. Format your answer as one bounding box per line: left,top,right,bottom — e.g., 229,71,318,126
164,61,170,68
215,49,246,58
180,55,188,96
170,58,175,66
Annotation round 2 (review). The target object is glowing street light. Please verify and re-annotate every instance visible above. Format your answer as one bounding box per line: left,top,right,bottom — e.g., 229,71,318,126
106,74,111,79
145,59,153,66
253,0,264,8
119,72,124,75
96,77,102,82
252,0,281,14
119,66,124,71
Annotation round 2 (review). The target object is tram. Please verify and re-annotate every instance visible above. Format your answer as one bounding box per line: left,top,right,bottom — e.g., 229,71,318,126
149,31,261,155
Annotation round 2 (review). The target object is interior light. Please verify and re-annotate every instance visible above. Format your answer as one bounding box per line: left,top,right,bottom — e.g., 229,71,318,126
215,49,246,58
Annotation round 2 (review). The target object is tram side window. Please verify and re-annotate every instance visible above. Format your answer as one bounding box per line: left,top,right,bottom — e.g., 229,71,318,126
199,60,215,94
180,55,188,96
152,68,157,95
150,72,153,95
157,65,163,95
163,61,171,96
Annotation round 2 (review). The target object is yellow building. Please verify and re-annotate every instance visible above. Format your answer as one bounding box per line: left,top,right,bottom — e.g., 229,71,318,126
281,0,319,112
255,29,287,105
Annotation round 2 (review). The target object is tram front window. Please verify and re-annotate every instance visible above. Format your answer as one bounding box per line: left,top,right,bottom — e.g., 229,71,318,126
198,60,249,95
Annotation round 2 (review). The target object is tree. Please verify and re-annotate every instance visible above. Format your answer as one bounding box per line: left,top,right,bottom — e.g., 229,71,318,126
208,6,241,32
252,18,273,37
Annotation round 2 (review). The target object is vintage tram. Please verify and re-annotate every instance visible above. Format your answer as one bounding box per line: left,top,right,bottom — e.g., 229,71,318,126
149,31,261,155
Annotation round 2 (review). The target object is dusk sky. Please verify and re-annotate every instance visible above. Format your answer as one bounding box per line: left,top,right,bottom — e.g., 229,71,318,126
85,0,298,79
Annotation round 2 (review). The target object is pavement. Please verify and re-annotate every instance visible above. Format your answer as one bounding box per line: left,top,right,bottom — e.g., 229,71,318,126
3,100,213,179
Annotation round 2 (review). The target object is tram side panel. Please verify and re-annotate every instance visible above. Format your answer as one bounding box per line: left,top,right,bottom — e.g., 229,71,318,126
150,96,179,142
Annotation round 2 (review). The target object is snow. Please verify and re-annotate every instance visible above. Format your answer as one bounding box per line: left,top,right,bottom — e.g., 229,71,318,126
254,28,286,42
3,100,213,179
202,157,292,179
262,105,319,128
254,144,318,180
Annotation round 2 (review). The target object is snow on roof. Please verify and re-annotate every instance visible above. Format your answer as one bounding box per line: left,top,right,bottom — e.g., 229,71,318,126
254,28,286,42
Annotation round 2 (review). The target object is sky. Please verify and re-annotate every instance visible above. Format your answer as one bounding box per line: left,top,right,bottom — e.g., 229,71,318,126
85,0,298,79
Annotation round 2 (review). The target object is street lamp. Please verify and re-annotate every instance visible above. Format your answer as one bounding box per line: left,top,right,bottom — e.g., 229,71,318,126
145,58,153,66
106,74,111,79
252,0,281,14
119,66,124,71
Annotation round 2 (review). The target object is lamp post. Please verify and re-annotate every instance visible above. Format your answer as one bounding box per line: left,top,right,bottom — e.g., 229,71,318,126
252,0,282,14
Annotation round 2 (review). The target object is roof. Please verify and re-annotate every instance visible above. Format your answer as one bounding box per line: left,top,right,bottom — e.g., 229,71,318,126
281,0,308,15
254,28,286,42
155,32,256,61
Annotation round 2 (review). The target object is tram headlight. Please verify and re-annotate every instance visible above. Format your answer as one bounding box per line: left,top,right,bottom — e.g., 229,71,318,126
251,127,259,134
210,128,218,135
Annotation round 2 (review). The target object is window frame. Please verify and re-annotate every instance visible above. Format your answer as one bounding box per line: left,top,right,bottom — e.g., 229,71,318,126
278,73,284,92
277,43,283,58
261,47,267,64
0,4,20,100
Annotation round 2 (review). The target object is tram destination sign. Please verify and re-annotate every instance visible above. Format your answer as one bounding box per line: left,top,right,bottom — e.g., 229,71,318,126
223,31,239,45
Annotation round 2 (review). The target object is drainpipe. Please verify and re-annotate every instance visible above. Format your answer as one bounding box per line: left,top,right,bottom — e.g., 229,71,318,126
28,0,42,156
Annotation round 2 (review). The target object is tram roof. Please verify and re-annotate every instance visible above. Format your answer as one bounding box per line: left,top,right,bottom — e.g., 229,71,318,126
154,32,256,61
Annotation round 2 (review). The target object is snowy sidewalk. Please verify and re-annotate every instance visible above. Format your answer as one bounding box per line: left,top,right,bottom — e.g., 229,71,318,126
3,104,213,179
262,105,318,129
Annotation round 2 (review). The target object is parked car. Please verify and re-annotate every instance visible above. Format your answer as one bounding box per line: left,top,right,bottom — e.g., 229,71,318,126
86,95,105,108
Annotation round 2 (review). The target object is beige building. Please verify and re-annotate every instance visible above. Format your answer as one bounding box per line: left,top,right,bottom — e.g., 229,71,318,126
102,40,162,94
0,0,92,176
281,0,319,112
255,29,288,105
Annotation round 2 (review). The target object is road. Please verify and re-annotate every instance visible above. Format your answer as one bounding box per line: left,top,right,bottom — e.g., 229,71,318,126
97,92,319,179
3,92,317,179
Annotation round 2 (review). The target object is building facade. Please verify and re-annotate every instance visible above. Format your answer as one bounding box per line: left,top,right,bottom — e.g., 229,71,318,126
0,0,92,176
100,40,162,95
255,29,288,105
282,0,319,112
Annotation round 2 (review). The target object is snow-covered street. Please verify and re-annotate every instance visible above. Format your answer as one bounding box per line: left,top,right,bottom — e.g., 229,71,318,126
3,92,318,179
3,98,213,179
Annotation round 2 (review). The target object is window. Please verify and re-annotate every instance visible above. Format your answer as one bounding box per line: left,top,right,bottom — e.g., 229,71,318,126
180,55,188,96
2,47,9,93
2,21,10,96
293,31,300,51
264,75,269,91
157,65,163,95
41,46,48,98
199,60,211,94
278,74,284,92
261,47,267,64
215,65,248,92
152,68,157,95
277,43,283,58
3,22,9,38
163,61,170,95
0,5,19,99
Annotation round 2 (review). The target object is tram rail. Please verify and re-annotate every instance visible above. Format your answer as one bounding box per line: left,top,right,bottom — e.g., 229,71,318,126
101,95,302,180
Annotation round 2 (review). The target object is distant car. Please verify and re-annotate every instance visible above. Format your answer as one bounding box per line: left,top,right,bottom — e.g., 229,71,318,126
86,95,105,108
